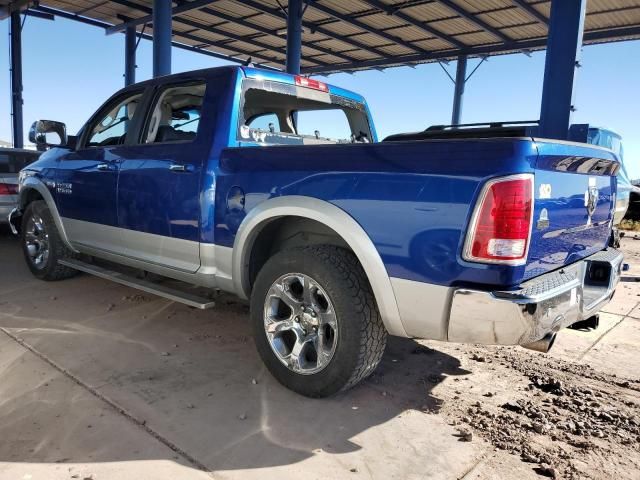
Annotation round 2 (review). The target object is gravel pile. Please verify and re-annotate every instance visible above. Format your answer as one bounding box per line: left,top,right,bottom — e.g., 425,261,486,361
450,348,639,479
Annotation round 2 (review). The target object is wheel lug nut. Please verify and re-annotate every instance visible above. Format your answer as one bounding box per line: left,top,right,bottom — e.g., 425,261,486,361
294,316,300,322
302,329,307,336
313,326,318,332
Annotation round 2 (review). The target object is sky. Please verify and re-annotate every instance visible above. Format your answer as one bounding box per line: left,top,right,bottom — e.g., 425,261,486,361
1,15,639,174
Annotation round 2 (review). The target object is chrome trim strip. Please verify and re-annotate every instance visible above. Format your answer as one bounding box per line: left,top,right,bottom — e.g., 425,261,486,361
232,195,407,337
19,176,77,252
8,208,19,235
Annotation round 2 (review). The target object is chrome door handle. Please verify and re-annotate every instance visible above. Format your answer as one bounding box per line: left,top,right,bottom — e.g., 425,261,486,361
169,164,193,173
97,163,110,171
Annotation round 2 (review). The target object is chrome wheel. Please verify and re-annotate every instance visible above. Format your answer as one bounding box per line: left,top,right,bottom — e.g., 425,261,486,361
263,273,338,375
24,213,50,270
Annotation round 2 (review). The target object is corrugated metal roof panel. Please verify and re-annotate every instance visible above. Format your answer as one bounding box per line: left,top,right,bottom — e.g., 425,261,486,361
25,0,639,73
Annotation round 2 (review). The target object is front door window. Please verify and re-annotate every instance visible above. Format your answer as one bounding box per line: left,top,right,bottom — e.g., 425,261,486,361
86,93,142,147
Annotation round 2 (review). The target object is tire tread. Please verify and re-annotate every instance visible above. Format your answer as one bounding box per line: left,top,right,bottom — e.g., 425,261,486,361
308,245,387,391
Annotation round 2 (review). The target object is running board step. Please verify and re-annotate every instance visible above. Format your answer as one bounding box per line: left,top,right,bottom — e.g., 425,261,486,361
59,259,216,310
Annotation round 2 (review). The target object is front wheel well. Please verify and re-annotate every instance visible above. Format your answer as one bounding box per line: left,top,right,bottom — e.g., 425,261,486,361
247,216,351,291
20,188,44,209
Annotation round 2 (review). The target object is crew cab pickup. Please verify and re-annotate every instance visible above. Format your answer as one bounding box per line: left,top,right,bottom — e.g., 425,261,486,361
10,66,623,397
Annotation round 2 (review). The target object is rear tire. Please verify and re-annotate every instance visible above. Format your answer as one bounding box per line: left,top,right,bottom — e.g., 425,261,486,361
250,245,387,397
21,200,78,281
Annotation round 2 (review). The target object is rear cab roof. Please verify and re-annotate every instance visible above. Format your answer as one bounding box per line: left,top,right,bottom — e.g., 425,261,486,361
240,66,367,104
125,65,367,105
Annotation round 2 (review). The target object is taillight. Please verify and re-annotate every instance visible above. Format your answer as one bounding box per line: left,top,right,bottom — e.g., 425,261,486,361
463,174,534,265
294,76,329,92
0,183,18,196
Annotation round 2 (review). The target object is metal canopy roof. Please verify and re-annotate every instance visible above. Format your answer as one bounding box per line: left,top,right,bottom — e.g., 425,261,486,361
9,0,640,74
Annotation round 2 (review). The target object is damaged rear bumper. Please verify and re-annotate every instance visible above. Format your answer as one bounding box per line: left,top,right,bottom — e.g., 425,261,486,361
448,248,624,346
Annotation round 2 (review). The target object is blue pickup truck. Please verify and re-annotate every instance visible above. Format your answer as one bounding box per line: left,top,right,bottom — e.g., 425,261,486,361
10,66,623,397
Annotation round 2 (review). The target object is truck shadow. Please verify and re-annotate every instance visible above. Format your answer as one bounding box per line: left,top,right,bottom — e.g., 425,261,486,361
0,237,472,473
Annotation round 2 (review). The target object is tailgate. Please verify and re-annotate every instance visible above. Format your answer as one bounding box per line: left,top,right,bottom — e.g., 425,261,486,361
525,140,619,280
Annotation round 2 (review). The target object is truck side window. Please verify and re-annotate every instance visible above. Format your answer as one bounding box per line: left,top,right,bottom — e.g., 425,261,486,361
86,92,143,147
144,82,206,144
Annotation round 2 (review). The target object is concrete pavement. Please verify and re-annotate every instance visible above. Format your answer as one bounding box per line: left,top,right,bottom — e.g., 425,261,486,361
0,229,638,479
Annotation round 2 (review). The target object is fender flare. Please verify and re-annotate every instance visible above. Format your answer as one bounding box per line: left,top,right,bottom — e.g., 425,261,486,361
232,195,407,337
19,176,77,252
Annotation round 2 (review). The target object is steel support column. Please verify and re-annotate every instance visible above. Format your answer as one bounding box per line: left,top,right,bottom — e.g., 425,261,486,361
539,0,587,139
286,0,303,74
451,55,467,125
10,10,24,148
124,26,136,86
152,0,171,77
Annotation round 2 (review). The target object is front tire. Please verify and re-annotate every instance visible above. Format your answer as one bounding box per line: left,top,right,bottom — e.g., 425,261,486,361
21,200,77,281
250,245,387,397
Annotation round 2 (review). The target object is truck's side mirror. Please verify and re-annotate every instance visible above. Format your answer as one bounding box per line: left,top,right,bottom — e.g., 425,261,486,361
29,120,68,149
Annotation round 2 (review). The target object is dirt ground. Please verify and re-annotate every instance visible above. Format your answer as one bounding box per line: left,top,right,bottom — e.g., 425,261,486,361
0,226,638,480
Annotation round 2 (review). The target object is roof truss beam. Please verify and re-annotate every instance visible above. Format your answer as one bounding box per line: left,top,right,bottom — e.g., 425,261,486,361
306,1,430,54
108,0,329,67
106,0,220,35
436,0,513,43
235,0,391,58
510,0,549,26
361,0,467,49
302,24,640,75
31,4,279,70
195,6,360,64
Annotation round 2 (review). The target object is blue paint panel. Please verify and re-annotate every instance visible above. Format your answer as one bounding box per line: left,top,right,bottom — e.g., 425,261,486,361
215,139,540,289
54,147,125,226
525,140,618,280
118,70,230,243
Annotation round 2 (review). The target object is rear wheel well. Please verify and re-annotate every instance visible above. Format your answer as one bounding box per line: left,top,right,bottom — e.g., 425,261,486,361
248,216,351,291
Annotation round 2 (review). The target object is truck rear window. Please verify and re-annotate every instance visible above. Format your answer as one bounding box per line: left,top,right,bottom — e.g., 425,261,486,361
238,79,372,145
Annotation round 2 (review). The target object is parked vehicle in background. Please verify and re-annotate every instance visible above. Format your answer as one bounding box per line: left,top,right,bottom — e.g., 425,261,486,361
9,67,623,397
0,148,40,224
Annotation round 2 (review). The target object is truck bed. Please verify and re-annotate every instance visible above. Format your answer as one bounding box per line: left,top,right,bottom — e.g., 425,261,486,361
217,137,619,291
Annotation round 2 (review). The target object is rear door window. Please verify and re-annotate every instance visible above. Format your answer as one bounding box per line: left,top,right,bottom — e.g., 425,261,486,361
143,82,206,144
